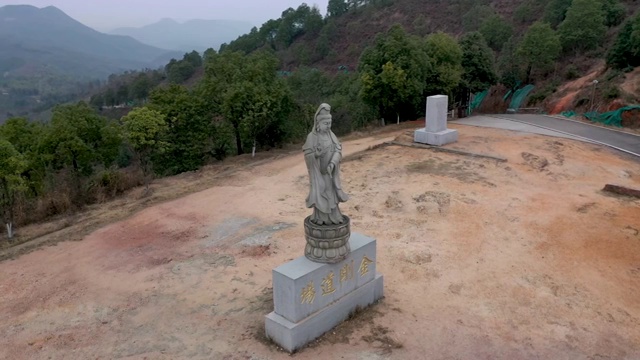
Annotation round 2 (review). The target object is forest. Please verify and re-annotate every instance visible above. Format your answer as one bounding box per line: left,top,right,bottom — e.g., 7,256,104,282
1,0,640,242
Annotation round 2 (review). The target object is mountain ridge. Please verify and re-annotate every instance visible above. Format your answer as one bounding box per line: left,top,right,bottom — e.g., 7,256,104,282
110,18,254,52
0,4,184,120
0,4,182,78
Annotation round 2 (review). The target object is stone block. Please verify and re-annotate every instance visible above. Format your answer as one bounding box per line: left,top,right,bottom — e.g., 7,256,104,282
265,273,384,353
414,128,459,146
425,95,449,133
272,233,377,324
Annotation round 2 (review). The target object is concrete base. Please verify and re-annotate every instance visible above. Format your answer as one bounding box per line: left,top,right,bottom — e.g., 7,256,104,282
414,128,459,146
265,273,384,353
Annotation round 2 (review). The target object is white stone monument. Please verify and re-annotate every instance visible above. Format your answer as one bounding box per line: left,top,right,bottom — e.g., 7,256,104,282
414,95,458,146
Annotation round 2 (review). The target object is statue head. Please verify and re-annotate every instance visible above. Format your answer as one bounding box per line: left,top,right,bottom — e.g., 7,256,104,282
314,103,332,134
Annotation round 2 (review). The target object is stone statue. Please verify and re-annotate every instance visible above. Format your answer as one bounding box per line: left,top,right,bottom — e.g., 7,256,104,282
302,103,351,263
303,103,349,224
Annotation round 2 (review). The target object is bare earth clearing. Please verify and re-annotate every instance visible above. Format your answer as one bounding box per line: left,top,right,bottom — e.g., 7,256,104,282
1,123,639,360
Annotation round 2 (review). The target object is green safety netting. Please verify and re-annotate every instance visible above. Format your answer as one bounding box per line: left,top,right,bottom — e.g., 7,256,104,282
502,81,523,101
508,84,535,110
467,89,489,115
562,106,640,127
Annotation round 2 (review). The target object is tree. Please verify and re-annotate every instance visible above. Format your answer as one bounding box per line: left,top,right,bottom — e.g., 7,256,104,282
459,32,498,93
602,0,625,27
424,32,464,97
202,51,245,153
514,2,534,24
479,15,514,51
90,93,104,108
116,84,129,104
0,139,26,240
42,102,121,176
221,27,263,54
130,73,152,101
0,117,46,196
121,107,167,191
148,85,212,174
498,36,523,89
373,61,410,123
544,0,572,28
327,0,348,17
412,15,431,37
304,5,324,36
285,67,334,135
359,25,430,122
203,48,217,61
167,61,196,83
315,28,332,59
275,4,320,48
607,15,640,69
201,50,290,156
259,19,281,50
104,87,116,107
558,0,606,52
183,50,203,68
462,5,495,32
224,79,291,157
517,22,561,83
220,52,291,156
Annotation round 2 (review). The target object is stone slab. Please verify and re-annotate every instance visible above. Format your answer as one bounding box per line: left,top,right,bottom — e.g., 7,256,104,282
272,233,377,323
265,273,384,353
426,95,449,133
414,128,459,146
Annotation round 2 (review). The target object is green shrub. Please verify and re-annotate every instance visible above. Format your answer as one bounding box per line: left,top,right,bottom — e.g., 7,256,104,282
564,65,580,80
602,85,620,99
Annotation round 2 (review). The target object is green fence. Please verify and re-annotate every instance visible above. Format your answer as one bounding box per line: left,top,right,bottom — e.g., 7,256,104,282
561,105,640,127
467,89,489,115
508,84,535,111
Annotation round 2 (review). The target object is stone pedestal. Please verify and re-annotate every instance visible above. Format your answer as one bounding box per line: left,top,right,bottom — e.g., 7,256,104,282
414,94,458,146
304,215,351,263
265,233,384,353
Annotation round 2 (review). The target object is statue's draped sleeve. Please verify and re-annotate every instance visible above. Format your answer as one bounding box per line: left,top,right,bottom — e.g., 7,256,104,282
303,133,327,211
303,131,349,213
330,132,349,202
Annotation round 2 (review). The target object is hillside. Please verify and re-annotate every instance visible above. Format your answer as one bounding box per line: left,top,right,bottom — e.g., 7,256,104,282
8,0,640,125
0,5,182,121
0,5,181,76
277,0,639,70
110,18,254,52
222,0,640,116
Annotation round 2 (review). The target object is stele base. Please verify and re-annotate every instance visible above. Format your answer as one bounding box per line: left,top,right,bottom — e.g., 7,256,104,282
414,128,459,146
265,233,384,353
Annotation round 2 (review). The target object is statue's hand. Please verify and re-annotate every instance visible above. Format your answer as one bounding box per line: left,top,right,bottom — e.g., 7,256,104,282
327,163,335,177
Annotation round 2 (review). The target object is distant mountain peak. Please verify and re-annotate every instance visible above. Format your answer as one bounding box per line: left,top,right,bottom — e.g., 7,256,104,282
1,4,72,21
0,4,181,79
110,18,253,52
0,4,39,14
41,5,66,13
1,4,63,13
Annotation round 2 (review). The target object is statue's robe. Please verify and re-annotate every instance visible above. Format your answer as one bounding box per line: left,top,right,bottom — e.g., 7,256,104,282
303,130,349,225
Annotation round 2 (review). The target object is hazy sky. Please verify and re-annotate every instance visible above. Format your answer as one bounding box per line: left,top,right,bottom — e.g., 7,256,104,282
0,0,329,31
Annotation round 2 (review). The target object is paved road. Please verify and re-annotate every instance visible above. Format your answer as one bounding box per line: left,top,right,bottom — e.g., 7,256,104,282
458,114,640,157
453,116,590,143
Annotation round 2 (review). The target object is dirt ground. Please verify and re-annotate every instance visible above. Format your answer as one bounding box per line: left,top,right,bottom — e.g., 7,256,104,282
1,122,639,360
